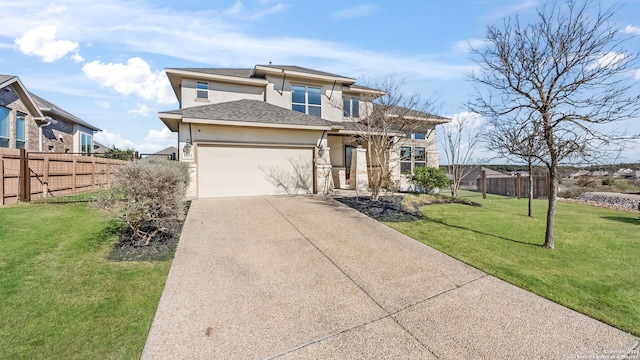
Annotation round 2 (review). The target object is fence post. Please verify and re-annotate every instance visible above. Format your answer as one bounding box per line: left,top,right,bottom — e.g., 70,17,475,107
72,157,77,193
516,173,521,199
0,157,4,205
92,157,96,191
482,170,487,199
19,149,31,202
43,156,49,198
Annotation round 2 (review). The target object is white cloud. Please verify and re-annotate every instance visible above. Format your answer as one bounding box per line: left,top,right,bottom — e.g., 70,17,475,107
444,111,485,131
331,5,377,20
14,25,79,62
96,100,111,109
484,0,537,20
82,57,175,104
622,25,640,35
71,53,84,62
588,52,626,70
453,39,491,52
128,103,151,117
94,129,137,150
95,127,175,153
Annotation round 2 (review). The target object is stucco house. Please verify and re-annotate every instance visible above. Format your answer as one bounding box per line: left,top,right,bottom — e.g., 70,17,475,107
0,74,100,153
158,65,449,198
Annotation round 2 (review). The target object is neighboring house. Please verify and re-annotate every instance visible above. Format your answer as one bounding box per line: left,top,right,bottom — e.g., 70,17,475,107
450,166,509,189
0,74,100,153
152,146,179,160
92,141,110,154
158,65,449,198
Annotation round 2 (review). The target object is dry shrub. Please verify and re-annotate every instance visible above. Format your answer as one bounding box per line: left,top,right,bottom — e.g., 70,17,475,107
93,159,190,246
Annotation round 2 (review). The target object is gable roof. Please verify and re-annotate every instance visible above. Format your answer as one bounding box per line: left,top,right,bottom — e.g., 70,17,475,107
160,99,333,131
0,74,44,119
29,92,101,131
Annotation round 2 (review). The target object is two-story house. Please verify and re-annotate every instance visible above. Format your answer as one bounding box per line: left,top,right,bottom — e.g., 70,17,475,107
158,65,448,198
0,74,100,154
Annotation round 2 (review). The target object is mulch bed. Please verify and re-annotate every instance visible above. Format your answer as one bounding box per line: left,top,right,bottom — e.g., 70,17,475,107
107,201,191,262
335,194,481,222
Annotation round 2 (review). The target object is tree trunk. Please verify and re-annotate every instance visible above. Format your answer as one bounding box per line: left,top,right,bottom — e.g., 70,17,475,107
528,159,533,217
543,163,557,249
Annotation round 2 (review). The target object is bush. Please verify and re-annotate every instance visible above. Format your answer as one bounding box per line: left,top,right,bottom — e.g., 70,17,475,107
408,167,450,193
93,159,190,246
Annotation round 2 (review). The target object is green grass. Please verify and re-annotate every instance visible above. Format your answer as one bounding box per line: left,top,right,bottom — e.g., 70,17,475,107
388,191,640,336
0,202,171,359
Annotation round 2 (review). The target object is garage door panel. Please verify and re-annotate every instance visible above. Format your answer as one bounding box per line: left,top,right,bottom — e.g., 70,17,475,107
198,146,313,198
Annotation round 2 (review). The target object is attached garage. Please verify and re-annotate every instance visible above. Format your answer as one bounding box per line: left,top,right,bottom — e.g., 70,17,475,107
197,144,315,198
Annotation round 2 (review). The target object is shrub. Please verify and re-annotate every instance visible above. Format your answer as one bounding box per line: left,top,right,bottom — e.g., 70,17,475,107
408,167,450,193
93,159,190,246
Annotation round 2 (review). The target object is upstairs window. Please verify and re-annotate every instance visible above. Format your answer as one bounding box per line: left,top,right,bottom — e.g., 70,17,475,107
406,133,426,140
292,85,321,117
81,133,92,155
196,81,208,99
343,97,360,118
16,112,25,149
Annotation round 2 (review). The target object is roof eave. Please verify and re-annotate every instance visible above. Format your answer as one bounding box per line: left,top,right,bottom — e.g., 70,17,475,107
253,65,357,85
183,117,331,131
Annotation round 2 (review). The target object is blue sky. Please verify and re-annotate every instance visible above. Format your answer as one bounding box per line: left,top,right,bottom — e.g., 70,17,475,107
1,0,639,162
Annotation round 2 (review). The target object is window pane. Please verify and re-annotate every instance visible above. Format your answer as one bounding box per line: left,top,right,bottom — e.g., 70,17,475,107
400,146,411,161
307,87,321,105
292,85,305,104
405,133,412,139
16,141,25,149
414,147,426,161
196,82,208,99
16,112,25,141
308,105,321,118
292,104,306,114
0,106,9,138
401,162,411,174
352,99,359,117
343,98,350,117
414,133,426,140
415,162,426,168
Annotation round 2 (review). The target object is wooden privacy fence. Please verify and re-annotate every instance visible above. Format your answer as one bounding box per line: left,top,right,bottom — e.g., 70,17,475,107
477,172,549,199
1,148,128,206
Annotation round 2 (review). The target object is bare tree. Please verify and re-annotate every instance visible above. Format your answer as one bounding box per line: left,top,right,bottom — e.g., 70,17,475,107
345,77,441,201
470,0,640,249
483,117,545,217
440,112,482,197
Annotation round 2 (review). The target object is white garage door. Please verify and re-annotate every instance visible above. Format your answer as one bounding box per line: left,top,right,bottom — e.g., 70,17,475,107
197,145,314,198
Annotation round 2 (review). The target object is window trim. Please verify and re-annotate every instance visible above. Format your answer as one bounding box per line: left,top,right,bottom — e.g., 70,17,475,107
343,96,360,118
196,81,209,99
0,106,9,145
15,111,26,149
81,132,92,155
400,145,427,174
292,84,322,117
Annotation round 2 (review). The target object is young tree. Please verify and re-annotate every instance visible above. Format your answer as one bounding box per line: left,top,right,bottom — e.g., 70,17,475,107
345,77,442,201
440,112,482,197
470,0,640,249
483,117,545,217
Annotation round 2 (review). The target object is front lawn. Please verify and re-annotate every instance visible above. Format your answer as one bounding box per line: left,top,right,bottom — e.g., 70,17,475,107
0,202,171,359
388,191,640,336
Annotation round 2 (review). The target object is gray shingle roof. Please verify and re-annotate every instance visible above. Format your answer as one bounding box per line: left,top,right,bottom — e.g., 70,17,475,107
29,92,101,131
165,99,332,128
167,68,254,78
256,65,354,80
0,74,16,84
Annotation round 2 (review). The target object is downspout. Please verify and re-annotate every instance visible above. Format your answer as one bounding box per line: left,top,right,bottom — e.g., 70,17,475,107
38,116,54,151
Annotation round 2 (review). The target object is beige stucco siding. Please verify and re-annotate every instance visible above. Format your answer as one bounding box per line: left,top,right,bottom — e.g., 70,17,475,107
181,79,264,108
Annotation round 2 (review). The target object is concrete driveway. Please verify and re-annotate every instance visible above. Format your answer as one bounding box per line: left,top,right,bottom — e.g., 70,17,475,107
142,196,638,359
